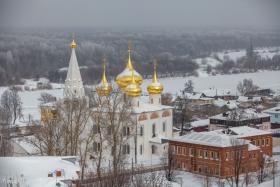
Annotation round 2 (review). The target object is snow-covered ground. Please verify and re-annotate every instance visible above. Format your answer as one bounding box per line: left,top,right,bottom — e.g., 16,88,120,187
215,46,280,62
143,70,280,96
0,156,80,187
0,70,279,126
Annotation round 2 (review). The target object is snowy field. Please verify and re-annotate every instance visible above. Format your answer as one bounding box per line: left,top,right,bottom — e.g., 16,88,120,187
142,70,280,96
0,70,279,124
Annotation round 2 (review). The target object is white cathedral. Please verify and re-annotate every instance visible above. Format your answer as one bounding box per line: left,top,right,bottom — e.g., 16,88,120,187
63,39,174,163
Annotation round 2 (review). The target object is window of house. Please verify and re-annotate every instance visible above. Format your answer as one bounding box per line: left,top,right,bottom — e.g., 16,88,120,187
189,148,194,156
140,145,143,155
163,122,166,132
182,147,186,155
140,126,144,136
266,138,269,145
215,168,220,175
225,152,229,160
211,151,214,159
262,139,265,146
93,142,100,152
152,124,156,137
107,126,112,135
199,150,203,158
204,151,208,158
93,125,99,134
257,140,260,146
122,126,130,136
178,146,182,154
152,145,156,154
122,144,130,155
275,114,279,118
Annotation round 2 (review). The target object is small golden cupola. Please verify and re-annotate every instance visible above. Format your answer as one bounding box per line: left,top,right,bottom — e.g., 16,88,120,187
96,58,112,96
147,60,163,95
125,70,142,97
70,39,77,49
116,42,143,89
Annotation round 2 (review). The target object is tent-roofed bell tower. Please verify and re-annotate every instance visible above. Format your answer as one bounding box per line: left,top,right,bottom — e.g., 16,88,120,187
64,39,85,99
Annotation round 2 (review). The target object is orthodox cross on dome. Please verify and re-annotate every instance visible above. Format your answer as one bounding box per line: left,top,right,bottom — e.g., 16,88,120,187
126,40,134,70
153,59,158,83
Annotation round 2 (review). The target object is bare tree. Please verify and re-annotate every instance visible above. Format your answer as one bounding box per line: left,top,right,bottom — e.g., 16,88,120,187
27,97,91,156
161,144,176,182
0,88,22,125
161,93,173,106
237,79,258,96
183,80,194,93
226,138,246,187
0,88,22,156
38,92,57,104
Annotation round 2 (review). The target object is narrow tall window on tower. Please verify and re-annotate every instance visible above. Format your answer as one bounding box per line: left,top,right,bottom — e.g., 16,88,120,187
152,123,156,137
140,126,144,136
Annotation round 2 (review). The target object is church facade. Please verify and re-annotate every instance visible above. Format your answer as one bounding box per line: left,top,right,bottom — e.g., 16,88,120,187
41,39,174,164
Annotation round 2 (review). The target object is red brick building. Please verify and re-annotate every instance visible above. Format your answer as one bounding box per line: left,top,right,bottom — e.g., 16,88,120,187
168,129,269,179
216,126,273,156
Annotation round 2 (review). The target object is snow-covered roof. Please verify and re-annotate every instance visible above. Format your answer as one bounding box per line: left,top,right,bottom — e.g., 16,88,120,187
202,88,233,97
210,108,270,121
149,135,168,144
213,99,238,109
185,93,203,100
133,101,173,114
171,131,245,148
0,156,80,187
237,96,262,102
190,119,209,128
217,126,271,138
264,106,280,114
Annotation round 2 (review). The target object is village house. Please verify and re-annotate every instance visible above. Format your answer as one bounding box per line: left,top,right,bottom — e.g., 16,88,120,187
186,93,215,106
202,88,237,101
263,106,280,129
209,109,271,131
168,131,262,179
215,126,273,156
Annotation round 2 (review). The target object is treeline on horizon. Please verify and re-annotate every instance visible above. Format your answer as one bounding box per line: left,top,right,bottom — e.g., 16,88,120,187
0,29,280,86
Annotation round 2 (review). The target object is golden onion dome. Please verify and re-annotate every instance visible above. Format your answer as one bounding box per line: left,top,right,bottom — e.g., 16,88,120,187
96,59,112,96
116,43,143,89
125,70,142,97
147,61,163,95
70,39,77,49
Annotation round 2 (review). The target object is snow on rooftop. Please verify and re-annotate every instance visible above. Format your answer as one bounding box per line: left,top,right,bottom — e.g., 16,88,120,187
213,99,238,109
264,106,280,114
171,131,245,147
202,88,233,97
133,100,173,113
0,156,80,187
190,119,209,128
210,108,270,121
220,126,272,138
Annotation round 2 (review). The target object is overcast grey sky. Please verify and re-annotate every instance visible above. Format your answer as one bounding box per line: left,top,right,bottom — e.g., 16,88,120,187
0,0,279,29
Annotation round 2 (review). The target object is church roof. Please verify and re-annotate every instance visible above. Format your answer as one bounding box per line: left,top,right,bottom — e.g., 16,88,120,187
64,39,85,98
